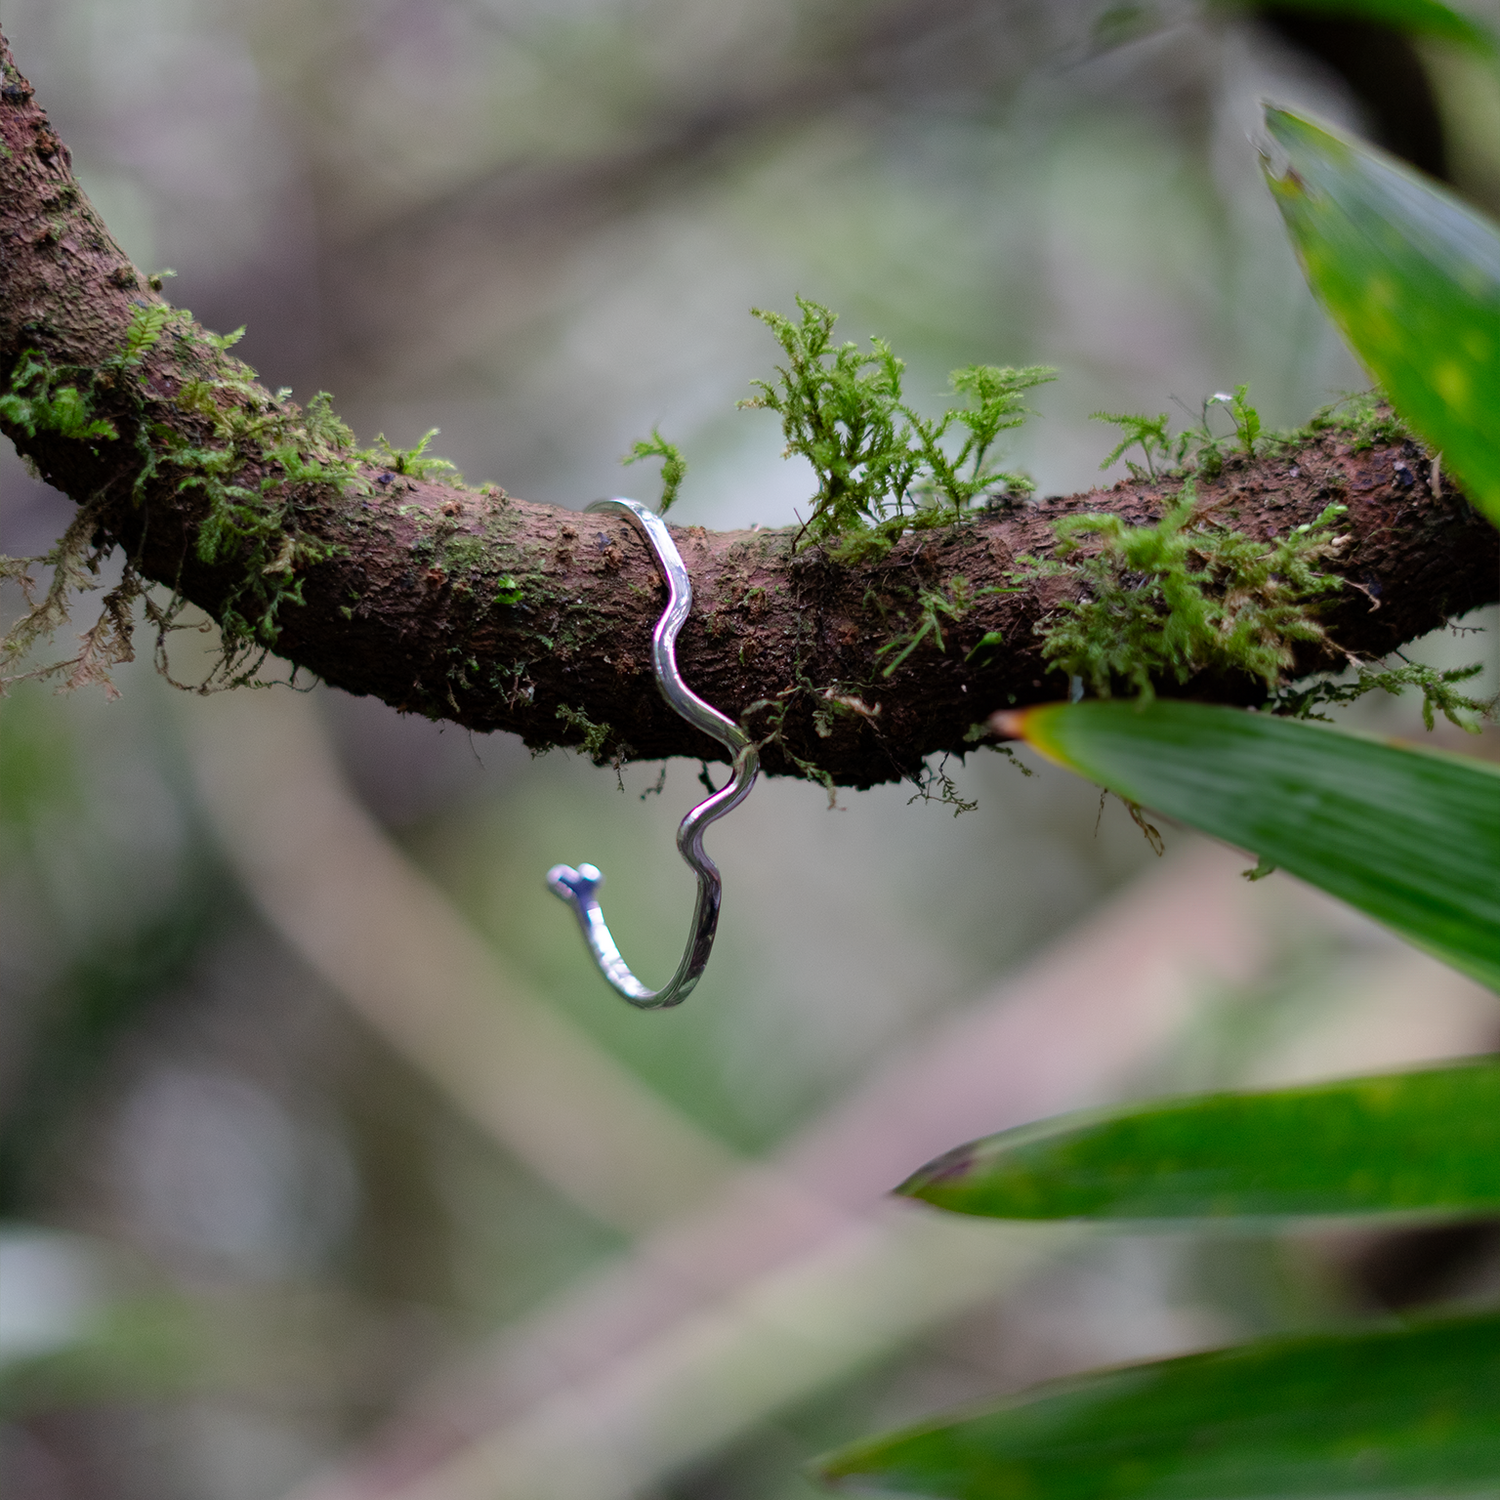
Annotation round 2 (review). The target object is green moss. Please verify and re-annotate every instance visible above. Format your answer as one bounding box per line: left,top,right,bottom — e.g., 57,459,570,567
364,428,461,483
622,429,686,512
1032,484,1348,699
139,402,353,661
1280,389,1416,453
965,630,1006,667
0,310,382,690
0,352,134,691
1274,659,1494,731
1091,409,1178,479
1091,386,1266,481
737,297,1052,561
738,656,848,807
114,302,182,370
555,703,614,762
875,575,1022,678
0,351,116,443
1091,385,1418,484
905,756,977,816
439,534,489,573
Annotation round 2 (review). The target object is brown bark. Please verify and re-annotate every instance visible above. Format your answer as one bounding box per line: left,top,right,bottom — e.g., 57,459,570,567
0,32,1495,788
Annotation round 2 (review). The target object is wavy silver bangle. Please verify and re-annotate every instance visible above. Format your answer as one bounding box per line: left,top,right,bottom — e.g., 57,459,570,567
545,497,760,1009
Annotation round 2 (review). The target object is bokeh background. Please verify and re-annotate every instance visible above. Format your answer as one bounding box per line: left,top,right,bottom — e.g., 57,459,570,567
2,2,1499,1497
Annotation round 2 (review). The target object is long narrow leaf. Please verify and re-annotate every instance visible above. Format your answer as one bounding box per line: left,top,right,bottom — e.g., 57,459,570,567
1223,0,1497,54
900,1060,1500,1221
819,1313,1500,1499
993,700,1500,991
1264,106,1500,527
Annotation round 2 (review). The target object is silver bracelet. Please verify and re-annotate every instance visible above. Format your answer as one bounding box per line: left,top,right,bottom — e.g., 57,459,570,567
545,498,760,1009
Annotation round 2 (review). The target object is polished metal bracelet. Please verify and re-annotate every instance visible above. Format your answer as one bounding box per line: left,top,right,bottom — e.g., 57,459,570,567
545,498,759,1009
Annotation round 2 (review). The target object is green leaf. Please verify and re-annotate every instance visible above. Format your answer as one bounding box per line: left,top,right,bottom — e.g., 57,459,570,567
1222,0,1497,55
900,1060,1500,1221
992,700,1500,990
1263,106,1500,527
819,1312,1500,1498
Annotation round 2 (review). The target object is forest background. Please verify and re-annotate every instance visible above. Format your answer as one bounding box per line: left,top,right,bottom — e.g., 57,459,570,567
1,2,1498,1498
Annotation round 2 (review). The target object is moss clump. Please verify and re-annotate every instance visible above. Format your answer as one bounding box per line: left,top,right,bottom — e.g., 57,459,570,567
1092,385,1419,484
736,297,1052,562
1,286,528,699
116,301,184,368
875,575,1021,678
145,389,357,670
364,428,461,483
0,350,117,443
1274,659,1494,732
623,429,686,512
1283,389,1415,453
0,349,136,693
1067,388,1446,710
439,534,490,575
741,671,841,807
555,703,615,763
1091,386,1266,482
0,289,515,697
0,307,368,692
643,308,1151,785
1033,484,1348,699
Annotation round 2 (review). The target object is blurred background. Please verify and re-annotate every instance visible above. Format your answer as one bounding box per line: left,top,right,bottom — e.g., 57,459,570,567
2,2,1499,1497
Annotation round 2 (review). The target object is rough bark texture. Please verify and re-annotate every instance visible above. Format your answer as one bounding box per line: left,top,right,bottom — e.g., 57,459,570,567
1,32,1495,787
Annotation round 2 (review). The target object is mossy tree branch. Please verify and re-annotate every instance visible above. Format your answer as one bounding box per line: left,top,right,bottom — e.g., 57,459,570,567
0,32,1495,788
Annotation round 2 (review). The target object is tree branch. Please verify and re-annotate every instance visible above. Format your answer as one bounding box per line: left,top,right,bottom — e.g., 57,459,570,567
1,31,1494,788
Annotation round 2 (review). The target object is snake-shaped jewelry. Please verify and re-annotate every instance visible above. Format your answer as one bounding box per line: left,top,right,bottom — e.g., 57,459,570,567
545,498,759,1009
